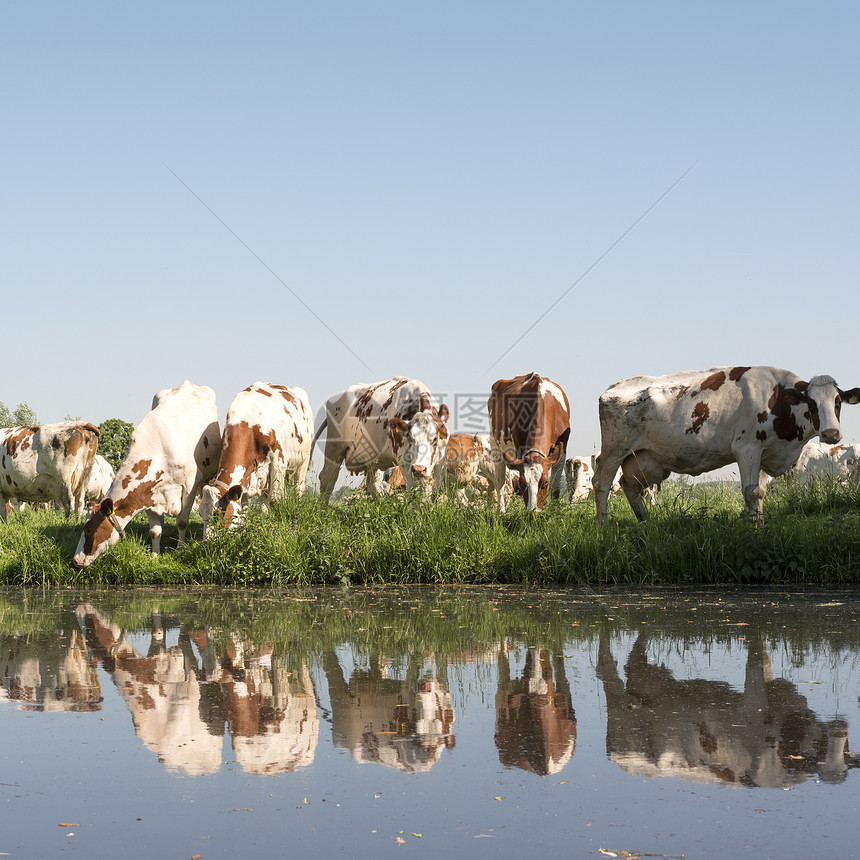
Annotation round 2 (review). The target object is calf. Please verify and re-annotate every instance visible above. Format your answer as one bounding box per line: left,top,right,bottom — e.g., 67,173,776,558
73,381,220,566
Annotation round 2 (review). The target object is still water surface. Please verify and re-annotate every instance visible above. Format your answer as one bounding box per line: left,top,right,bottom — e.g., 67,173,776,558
2,586,860,859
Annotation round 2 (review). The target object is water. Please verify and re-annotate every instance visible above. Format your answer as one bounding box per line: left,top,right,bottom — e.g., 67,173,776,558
2,586,859,859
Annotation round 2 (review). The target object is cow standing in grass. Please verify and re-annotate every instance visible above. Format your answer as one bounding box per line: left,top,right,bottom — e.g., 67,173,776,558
594,366,860,521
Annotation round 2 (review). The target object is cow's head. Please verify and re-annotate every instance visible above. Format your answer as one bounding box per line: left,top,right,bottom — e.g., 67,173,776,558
73,498,125,568
199,483,244,538
503,443,565,511
789,376,860,445
386,400,450,491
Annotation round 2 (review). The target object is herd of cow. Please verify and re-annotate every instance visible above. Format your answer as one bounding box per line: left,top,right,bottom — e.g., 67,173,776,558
1,366,858,569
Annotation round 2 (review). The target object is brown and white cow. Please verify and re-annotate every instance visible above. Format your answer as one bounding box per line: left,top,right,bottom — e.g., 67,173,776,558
73,381,221,566
792,439,860,485
198,382,313,537
312,377,449,502
437,433,498,505
488,372,570,512
594,366,860,521
0,421,100,521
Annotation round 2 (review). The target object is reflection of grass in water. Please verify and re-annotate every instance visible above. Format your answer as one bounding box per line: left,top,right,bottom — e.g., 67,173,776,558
1,477,860,586
3,586,860,669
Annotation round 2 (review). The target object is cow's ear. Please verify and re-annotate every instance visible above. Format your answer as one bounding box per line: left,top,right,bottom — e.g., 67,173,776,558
438,404,449,423
784,388,806,405
840,387,860,405
225,485,243,502
100,498,114,517
386,417,407,431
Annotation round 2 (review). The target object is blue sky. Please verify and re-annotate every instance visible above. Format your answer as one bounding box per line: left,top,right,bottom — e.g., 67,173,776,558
5,2,859,473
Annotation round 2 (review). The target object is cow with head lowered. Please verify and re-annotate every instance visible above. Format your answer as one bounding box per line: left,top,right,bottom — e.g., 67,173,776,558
312,377,449,502
73,381,221,567
198,382,313,537
488,372,570,512
594,366,860,521
0,421,100,521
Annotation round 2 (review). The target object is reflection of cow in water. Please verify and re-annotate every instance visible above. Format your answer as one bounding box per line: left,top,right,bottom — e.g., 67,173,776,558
323,651,455,773
597,632,853,787
0,628,102,712
495,646,576,775
76,604,318,775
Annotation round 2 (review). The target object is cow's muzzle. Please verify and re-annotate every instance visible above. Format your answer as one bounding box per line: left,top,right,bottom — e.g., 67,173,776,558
820,429,841,445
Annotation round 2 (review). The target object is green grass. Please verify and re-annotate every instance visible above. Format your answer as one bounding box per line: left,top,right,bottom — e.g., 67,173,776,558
2,476,860,587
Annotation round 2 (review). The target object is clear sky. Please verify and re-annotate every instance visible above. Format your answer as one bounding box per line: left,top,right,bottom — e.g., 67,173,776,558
5,2,859,479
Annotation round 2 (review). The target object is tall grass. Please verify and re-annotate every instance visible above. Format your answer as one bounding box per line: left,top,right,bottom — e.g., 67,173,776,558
2,476,860,587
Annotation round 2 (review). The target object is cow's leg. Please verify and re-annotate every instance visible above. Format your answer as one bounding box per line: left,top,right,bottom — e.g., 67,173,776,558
593,452,625,522
147,511,165,555
491,455,508,513
549,456,565,503
620,451,670,522
0,496,7,524
292,458,310,499
175,484,200,546
318,442,348,503
734,446,766,517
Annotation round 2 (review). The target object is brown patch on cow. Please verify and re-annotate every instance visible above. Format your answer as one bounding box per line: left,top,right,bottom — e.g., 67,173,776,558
685,402,710,435
203,435,210,448
795,380,809,393
729,366,751,382
80,511,117,557
757,411,768,423
122,459,153,490
113,477,160,520
675,386,690,399
769,385,805,442
5,475,11,485
699,371,726,392
3,427,34,457
212,420,284,494
380,379,410,413
355,381,388,422
756,430,767,441
52,437,61,450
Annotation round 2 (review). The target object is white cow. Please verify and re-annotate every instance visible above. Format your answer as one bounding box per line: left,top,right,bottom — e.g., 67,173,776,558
85,454,115,507
0,422,100,521
198,382,313,536
73,381,221,566
564,456,596,503
312,377,449,502
594,366,860,521
793,439,860,485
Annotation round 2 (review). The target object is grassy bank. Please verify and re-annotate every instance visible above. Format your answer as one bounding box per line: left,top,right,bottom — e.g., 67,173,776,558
1,478,860,587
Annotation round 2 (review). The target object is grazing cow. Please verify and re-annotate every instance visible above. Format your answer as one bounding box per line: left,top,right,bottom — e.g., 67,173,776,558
0,422,100,521
792,439,860,485
73,381,220,567
594,366,860,521
312,377,449,502
438,433,498,505
198,382,313,537
488,372,570,512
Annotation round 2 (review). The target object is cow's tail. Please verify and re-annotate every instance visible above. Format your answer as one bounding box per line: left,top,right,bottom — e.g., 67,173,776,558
309,417,328,464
